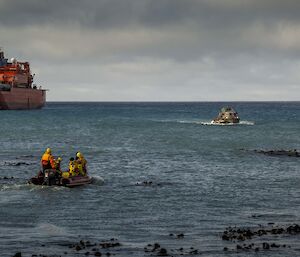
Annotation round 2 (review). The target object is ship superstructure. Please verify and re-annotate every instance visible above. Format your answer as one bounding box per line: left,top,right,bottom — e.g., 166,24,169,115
0,48,46,110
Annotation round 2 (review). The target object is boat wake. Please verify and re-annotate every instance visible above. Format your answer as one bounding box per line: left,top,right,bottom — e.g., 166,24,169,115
0,183,29,192
153,119,202,125
200,120,255,126
153,119,254,126
92,176,104,186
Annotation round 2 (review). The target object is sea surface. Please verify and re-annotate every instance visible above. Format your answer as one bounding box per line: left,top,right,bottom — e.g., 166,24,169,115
0,102,299,257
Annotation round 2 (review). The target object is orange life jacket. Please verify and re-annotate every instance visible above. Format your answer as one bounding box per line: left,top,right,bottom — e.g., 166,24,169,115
41,153,51,166
50,157,56,169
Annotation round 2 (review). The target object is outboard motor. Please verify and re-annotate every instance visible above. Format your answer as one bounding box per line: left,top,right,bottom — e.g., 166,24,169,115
44,169,58,186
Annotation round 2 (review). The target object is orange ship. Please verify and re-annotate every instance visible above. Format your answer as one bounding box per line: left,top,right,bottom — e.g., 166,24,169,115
0,48,46,110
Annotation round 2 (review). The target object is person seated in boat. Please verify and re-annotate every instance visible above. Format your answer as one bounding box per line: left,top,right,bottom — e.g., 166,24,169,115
68,157,79,177
54,157,63,177
41,148,56,172
76,152,87,176
55,157,62,171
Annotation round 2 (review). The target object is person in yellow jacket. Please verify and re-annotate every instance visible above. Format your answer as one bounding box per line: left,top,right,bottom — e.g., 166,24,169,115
68,157,79,177
76,152,87,176
41,148,55,172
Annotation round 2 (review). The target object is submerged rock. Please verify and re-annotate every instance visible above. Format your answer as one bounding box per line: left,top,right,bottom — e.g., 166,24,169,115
254,149,300,157
157,248,168,256
4,161,32,166
177,233,184,239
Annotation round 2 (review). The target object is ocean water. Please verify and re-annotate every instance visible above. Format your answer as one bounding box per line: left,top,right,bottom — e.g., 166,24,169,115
0,102,299,257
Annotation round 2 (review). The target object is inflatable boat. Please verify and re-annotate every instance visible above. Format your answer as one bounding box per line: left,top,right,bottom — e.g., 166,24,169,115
29,169,93,187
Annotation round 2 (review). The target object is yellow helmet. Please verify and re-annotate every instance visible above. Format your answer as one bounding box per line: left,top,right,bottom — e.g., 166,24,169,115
76,152,82,158
46,148,51,154
57,157,62,162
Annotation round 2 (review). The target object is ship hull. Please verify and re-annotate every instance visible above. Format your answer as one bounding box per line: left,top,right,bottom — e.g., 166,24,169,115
0,87,46,110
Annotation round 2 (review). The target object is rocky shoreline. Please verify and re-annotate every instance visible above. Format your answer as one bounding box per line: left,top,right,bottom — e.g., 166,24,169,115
241,148,300,157
221,223,300,253
12,223,300,256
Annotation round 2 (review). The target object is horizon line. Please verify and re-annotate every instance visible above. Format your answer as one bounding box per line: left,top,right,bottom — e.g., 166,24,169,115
46,100,300,103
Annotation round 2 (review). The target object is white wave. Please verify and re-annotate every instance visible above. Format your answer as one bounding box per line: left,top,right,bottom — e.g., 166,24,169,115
92,175,104,186
37,222,67,236
153,119,202,125
240,121,255,125
152,119,179,123
153,119,254,126
201,120,255,126
0,183,29,191
28,184,69,192
178,120,202,124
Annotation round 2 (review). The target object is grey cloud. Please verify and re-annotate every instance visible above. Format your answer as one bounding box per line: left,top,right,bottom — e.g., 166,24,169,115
0,0,300,100
1,0,300,28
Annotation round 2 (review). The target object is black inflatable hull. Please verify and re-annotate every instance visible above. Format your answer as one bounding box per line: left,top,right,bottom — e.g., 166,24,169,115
29,174,93,187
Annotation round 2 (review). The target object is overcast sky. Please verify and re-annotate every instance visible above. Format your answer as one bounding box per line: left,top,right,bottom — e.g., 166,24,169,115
0,0,300,101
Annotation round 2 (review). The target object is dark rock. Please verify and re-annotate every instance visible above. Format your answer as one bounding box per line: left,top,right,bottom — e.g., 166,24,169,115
223,247,228,251
287,224,300,234
270,243,280,248
254,149,300,157
153,243,160,251
13,253,22,257
100,242,120,248
86,241,95,247
237,235,245,241
5,161,31,166
262,242,270,250
177,233,184,238
85,252,90,256
158,248,168,256
94,252,102,256
75,245,82,251
189,249,198,254
236,245,242,250
222,234,230,241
